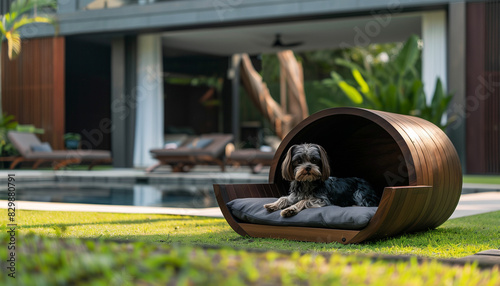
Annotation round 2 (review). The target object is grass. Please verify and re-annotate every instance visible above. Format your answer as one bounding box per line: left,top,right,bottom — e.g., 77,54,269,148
0,173,497,284
1,233,499,286
463,175,500,185
10,210,500,259
0,234,500,285
1,209,499,285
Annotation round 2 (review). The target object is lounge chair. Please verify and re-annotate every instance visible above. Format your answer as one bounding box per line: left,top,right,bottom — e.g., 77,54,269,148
147,133,234,172
8,131,112,170
214,107,462,244
226,144,275,174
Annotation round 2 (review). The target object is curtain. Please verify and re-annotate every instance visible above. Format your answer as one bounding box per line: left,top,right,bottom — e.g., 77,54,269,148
422,11,447,104
133,33,164,167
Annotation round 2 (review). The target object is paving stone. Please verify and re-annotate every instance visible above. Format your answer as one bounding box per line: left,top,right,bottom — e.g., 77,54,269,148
455,249,500,268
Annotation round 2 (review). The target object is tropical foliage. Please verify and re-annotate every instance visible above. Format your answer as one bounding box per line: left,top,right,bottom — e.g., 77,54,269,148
0,113,18,156
322,35,453,129
0,0,57,59
0,113,44,157
0,0,57,116
1,209,499,284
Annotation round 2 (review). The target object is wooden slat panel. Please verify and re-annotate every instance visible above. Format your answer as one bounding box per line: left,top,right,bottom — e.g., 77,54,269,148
52,37,65,149
411,116,462,227
1,37,65,150
396,115,445,228
403,117,448,228
350,186,433,243
213,184,248,237
485,1,500,174
241,223,359,244
466,2,486,173
214,183,282,238
466,2,500,174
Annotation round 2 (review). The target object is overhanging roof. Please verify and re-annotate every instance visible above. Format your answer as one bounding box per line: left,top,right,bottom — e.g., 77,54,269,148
161,13,422,56
26,0,449,38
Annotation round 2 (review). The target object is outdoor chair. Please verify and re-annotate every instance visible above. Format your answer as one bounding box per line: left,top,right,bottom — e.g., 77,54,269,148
214,107,462,244
225,144,275,174
8,131,112,170
147,133,234,172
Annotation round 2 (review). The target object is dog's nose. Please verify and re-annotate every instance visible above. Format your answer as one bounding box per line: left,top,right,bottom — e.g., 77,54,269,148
305,166,311,172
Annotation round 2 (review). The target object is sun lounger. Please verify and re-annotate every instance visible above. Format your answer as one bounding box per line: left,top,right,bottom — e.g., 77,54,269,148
226,145,275,173
8,131,112,170
147,134,234,172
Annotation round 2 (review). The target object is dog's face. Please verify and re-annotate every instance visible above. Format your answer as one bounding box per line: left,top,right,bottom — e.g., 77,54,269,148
281,143,331,182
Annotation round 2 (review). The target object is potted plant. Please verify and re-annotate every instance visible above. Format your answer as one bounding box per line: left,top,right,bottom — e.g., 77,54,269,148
64,133,81,150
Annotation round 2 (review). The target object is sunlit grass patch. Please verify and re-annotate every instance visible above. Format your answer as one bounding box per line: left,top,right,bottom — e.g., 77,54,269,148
0,234,498,286
6,209,500,259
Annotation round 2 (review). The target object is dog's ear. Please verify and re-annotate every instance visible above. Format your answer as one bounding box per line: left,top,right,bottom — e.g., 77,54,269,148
281,145,296,181
316,144,331,181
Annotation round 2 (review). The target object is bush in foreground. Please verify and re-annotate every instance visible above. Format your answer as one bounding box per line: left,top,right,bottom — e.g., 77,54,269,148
0,233,499,285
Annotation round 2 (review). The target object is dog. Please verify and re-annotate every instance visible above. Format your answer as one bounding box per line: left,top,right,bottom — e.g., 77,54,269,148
263,143,380,217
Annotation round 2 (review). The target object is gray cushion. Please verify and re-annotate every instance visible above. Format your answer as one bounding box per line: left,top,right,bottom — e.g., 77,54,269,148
30,142,53,152
186,138,213,149
227,197,377,230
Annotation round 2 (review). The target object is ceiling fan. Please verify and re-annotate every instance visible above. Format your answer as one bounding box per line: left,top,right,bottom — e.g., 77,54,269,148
272,34,304,48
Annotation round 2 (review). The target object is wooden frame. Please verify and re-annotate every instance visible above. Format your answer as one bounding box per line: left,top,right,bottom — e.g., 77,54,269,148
214,108,463,244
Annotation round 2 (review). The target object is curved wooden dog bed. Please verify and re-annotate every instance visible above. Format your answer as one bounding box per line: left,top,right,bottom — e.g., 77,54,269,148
214,108,462,244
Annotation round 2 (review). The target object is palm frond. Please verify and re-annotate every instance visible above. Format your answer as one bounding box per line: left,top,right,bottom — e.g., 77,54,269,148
0,21,7,37
12,15,54,31
5,31,22,59
4,12,20,26
10,0,31,15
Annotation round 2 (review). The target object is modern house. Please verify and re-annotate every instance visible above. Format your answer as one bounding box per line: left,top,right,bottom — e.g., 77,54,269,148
1,0,498,174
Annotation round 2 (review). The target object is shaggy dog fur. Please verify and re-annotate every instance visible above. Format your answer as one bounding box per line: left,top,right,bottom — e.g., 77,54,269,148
264,143,380,217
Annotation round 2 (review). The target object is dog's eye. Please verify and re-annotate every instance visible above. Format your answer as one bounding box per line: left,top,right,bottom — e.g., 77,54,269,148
295,159,302,165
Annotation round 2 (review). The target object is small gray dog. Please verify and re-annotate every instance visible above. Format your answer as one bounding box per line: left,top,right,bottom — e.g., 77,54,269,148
264,143,380,217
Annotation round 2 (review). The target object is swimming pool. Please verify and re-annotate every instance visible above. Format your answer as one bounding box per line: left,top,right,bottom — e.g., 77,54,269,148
0,181,217,208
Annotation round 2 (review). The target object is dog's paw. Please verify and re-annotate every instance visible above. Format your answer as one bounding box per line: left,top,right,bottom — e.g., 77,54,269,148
264,204,278,212
280,208,298,217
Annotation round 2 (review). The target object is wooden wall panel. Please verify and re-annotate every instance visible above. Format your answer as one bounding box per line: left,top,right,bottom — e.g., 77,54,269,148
466,2,500,174
466,2,486,173
1,37,65,150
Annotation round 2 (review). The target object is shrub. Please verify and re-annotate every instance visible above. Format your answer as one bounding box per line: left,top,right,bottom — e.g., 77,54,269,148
322,35,453,129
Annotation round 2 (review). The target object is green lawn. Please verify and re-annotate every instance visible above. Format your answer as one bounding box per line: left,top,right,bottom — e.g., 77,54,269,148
1,209,499,285
11,210,500,258
463,175,500,185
